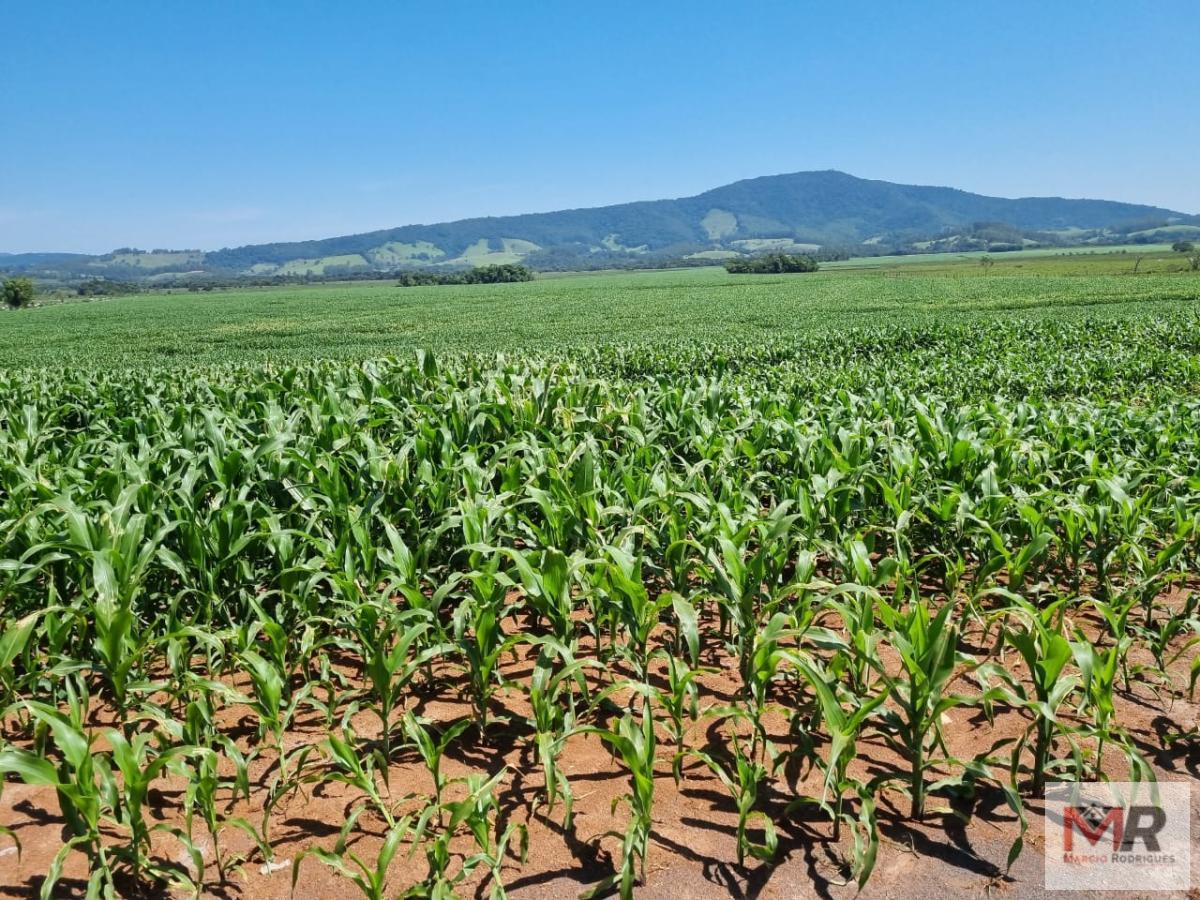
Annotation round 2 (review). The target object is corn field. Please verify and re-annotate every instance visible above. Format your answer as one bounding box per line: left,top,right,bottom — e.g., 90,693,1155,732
2,310,1200,897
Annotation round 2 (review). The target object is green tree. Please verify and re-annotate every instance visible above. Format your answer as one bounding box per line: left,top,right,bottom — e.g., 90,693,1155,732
396,264,533,288
1172,240,1195,253
725,253,819,274
2,277,35,309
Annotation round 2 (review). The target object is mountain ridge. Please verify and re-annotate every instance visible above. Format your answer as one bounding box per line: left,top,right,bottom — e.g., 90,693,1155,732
4,171,1197,281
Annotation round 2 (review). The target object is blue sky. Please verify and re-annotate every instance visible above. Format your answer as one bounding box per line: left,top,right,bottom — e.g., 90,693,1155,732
2,0,1197,253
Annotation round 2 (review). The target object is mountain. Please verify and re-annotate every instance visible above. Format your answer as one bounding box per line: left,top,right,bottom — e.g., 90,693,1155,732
5,171,1197,282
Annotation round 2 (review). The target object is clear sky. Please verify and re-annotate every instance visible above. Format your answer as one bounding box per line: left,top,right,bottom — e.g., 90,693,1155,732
2,0,1196,254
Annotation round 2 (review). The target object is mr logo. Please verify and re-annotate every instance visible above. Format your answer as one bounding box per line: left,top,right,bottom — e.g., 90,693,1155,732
1062,802,1167,852
1044,781,1189,890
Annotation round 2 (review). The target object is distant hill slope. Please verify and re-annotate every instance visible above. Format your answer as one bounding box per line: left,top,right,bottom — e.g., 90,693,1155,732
5,171,1196,281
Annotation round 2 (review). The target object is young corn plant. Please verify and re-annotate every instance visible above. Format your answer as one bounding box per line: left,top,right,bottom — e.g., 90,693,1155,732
0,698,109,898
2,695,203,897
994,594,1080,792
452,588,525,732
740,611,798,757
818,584,882,696
309,727,411,828
526,636,597,829
790,655,888,846
704,509,799,684
293,808,413,900
873,597,968,819
654,648,705,757
680,710,778,866
352,605,446,765
497,547,580,645
231,646,318,868
182,747,236,884
1134,589,1200,688
597,544,674,681
578,705,659,900
403,711,472,822
1072,606,1151,782
411,768,527,900
98,729,205,893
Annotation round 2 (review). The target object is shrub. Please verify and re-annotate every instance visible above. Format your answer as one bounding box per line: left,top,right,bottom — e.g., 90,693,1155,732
2,277,35,309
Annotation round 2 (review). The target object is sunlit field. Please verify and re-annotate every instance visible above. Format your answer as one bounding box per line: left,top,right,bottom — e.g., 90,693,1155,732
2,260,1200,896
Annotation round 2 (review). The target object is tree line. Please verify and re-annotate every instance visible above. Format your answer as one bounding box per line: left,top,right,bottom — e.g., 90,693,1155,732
724,253,820,274
396,264,534,287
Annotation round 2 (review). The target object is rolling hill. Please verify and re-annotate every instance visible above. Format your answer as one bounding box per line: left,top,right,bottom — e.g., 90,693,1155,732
4,171,1196,282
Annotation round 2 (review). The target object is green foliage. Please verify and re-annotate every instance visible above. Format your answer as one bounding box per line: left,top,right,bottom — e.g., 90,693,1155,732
2,276,35,308
0,266,1198,895
579,706,658,899
76,278,142,297
996,595,1079,792
396,263,533,286
2,267,1200,368
724,252,819,274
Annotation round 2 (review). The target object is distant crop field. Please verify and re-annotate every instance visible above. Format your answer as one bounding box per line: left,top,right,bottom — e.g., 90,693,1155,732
823,243,1180,270
3,260,1200,898
2,262,1199,368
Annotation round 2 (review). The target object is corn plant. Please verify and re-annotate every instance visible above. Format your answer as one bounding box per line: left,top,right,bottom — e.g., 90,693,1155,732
994,594,1080,792
526,636,597,828
578,706,658,900
873,598,966,818
410,768,527,899
293,808,413,900
452,581,525,730
403,711,471,821
596,543,673,680
740,611,798,756
99,729,204,893
308,727,410,827
182,747,234,883
1072,607,1151,782
790,655,888,843
353,606,446,763
681,711,777,866
654,649,705,757
1,694,108,898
